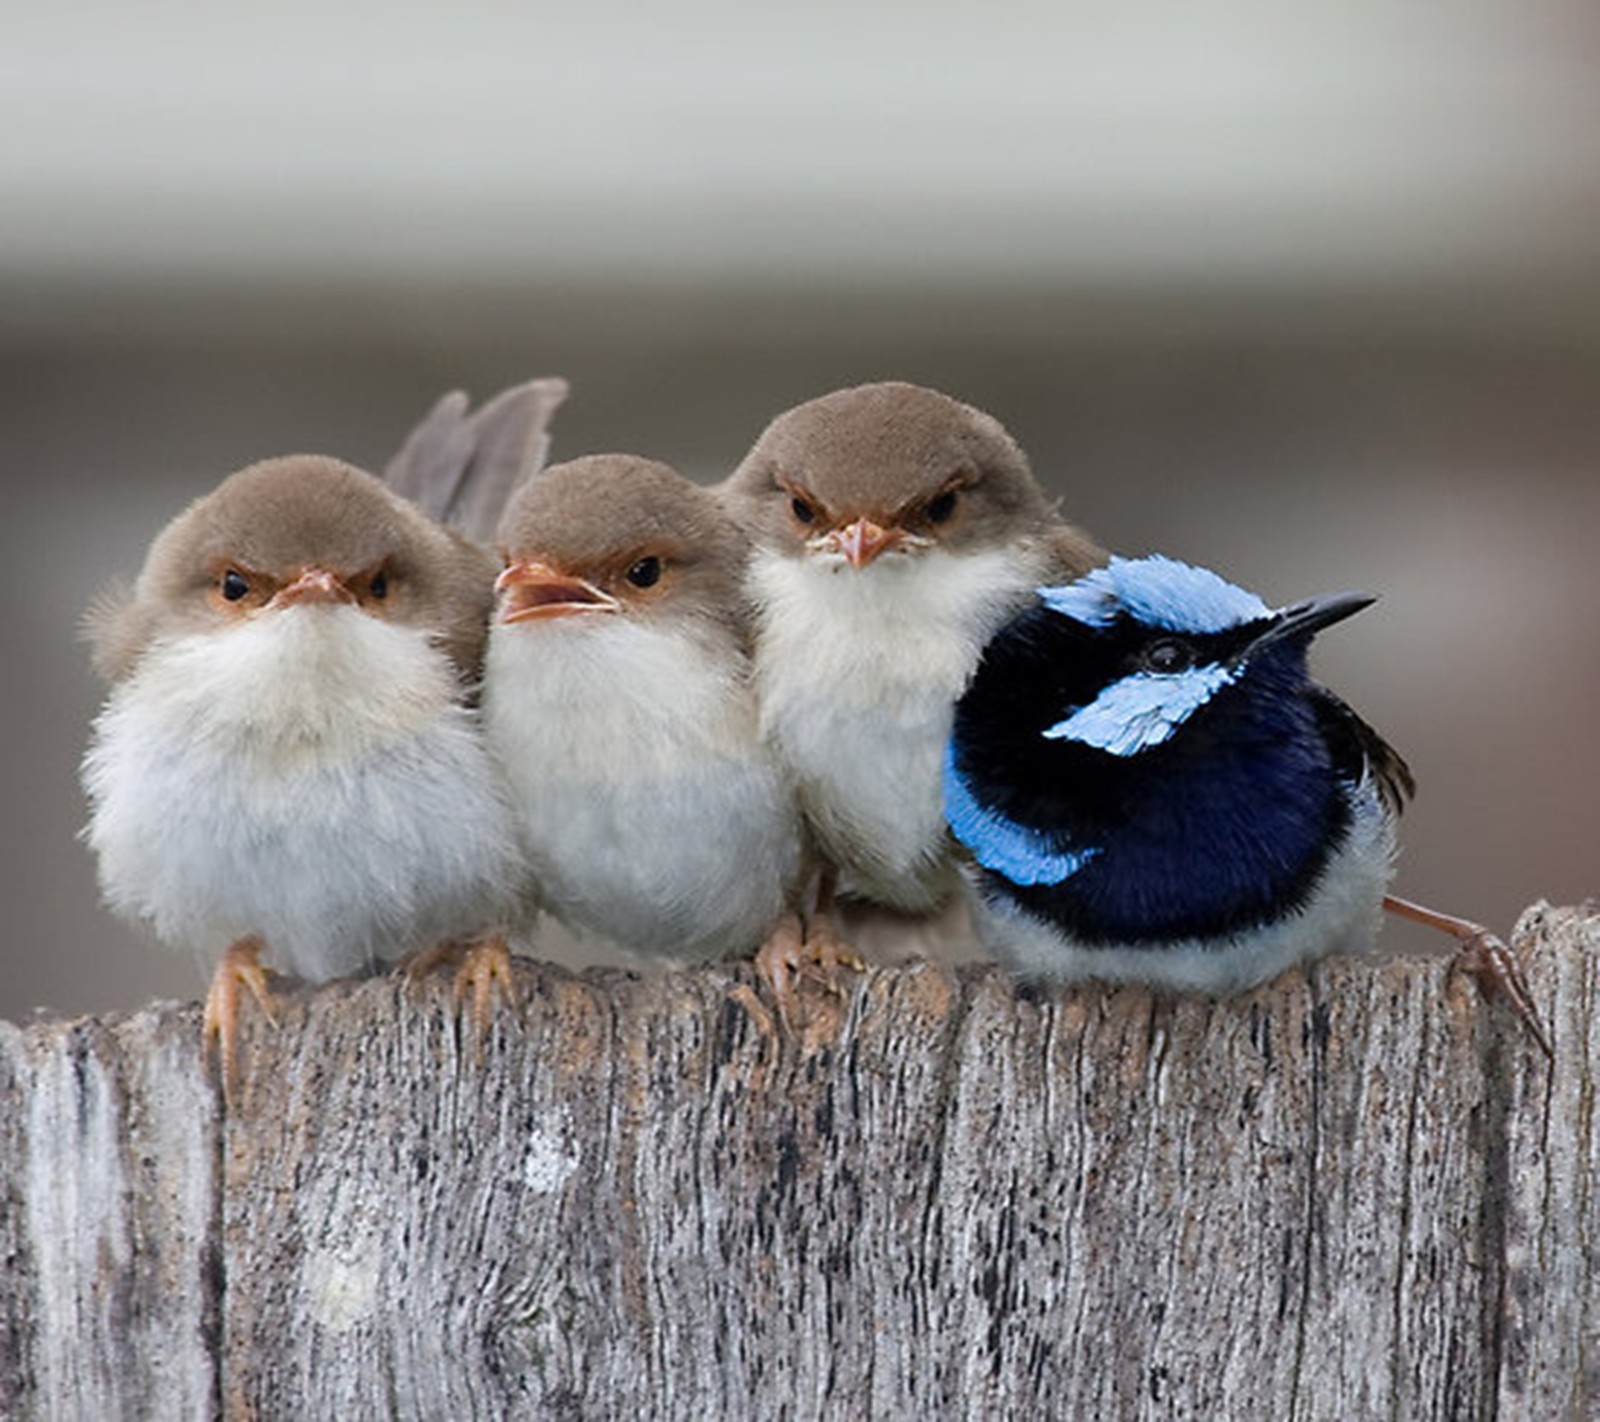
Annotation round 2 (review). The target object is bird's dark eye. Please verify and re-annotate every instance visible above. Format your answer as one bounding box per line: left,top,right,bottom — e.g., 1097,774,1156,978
1143,638,1194,674
220,569,249,602
369,568,388,600
926,489,958,524
790,496,816,525
625,556,662,589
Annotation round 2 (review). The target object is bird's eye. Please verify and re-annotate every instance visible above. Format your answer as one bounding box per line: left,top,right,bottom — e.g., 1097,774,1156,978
926,490,958,524
790,496,816,525
220,569,249,602
369,568,388,600
1143,638,1194,674
625,556,662,589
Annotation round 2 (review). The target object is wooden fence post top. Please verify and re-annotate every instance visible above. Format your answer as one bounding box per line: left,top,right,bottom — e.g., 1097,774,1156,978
4,902,1595,1419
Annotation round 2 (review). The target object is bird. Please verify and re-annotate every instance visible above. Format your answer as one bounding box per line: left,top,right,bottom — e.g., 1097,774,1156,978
80,454,528,1097
943,553,1551,1053
483,453,805,968
721,380,1102,983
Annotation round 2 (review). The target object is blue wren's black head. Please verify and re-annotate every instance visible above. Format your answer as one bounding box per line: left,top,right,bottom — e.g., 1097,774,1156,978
944,554,1415,993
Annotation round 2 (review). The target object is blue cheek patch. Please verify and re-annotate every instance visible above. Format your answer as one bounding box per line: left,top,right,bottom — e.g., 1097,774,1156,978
943,745,1099,886
1043,663,1241,757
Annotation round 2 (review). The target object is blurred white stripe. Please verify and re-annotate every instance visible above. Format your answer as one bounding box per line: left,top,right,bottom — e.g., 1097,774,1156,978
3,1,1598,282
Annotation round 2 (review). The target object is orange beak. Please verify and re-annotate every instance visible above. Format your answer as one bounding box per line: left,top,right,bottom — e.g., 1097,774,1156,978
496,560,620,623
829,517,902,569
271,568,355,608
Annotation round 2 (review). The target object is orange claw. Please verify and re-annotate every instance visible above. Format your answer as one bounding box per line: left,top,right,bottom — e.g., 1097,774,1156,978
749,893,867,1054
401,933,519,1058
1384,894,1553,1061
455,934,519,1051
202,936,279,1106
801,891,867,986
754,912,807,1011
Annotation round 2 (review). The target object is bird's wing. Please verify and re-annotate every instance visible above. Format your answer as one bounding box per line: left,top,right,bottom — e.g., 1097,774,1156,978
1310,687,1416,817
383,377,569,542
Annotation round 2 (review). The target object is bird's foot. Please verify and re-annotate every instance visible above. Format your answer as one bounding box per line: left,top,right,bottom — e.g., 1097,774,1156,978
799,911,867,992
1448,928,1554,1062
1384,895,1553,1060
202,937,279,1107
745,911,864,1053
751,912,806,1014
455,934,519,1049
399,933,519,1057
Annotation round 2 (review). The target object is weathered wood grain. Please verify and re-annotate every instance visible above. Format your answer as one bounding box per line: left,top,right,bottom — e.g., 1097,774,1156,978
2,905,1594,1420
1496,904,1600,1419
1,1003,218,1420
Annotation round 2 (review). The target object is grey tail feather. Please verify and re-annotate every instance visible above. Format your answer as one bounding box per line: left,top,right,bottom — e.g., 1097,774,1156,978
381,390,472,517
382,377,570,542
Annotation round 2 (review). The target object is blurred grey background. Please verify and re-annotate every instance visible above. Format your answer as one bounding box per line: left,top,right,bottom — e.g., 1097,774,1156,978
6,1,1598,1022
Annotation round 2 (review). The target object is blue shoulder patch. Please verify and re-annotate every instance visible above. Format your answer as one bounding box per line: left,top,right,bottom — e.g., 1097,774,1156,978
1044,662,1242,756
1039,554,1272,635
943,744,1098,886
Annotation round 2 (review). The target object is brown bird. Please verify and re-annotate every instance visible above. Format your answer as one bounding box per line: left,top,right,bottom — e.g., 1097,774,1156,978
722,380,1103,991
484,454,804,965
81,455,527,1098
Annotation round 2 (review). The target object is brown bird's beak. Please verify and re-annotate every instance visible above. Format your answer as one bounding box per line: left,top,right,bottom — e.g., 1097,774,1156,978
497,560,620,623
825,517,902,568
271,568,356,608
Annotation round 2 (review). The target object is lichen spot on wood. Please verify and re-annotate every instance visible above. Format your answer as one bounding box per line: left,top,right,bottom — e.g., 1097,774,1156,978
522,1117,580,1194
304,1235,382,1333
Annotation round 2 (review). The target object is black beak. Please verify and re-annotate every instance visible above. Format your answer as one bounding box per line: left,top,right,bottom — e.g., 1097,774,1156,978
1239,590,1377,660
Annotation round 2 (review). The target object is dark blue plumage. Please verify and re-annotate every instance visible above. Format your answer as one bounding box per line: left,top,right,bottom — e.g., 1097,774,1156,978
944,555,1413,992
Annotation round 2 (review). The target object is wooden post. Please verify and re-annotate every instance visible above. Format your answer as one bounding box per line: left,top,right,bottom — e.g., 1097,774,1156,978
3,904,1594,1419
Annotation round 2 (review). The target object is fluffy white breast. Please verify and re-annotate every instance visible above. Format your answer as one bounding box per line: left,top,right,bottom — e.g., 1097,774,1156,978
483,615,801,960
82,609,522,981
121,607,465,771
746,543,1041,911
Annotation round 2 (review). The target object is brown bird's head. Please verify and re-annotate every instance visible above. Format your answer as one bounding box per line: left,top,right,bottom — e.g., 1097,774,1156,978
723,381,1071,569
87,455,499,683
494,454,749,642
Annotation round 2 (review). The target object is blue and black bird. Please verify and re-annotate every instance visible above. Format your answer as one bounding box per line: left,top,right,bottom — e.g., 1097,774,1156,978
944,554,1547,1043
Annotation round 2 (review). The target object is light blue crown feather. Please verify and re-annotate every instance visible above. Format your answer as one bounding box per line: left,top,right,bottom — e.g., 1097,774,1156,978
1039,554,1272,635
942,744,1099,886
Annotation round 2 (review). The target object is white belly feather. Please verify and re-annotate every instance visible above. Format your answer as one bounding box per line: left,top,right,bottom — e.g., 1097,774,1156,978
484,616,802,960
82,609,521,981
747,544,1040,911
